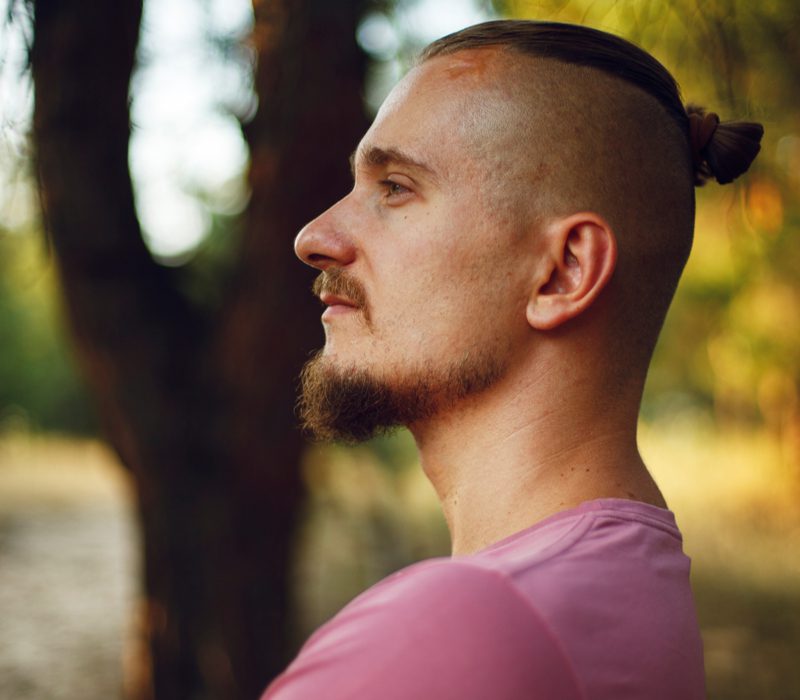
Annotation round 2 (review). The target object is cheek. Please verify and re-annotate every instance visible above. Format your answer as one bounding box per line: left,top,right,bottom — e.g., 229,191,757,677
402,253,521,352
369,198,529,347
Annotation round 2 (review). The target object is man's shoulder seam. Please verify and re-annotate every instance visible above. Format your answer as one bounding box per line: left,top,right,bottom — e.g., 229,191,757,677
397,558,586,699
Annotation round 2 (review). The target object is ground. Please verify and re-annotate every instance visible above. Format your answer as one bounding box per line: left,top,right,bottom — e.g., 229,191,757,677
0,437,137,700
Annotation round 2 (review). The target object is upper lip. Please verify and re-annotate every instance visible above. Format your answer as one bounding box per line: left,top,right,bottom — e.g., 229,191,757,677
320,292,358,308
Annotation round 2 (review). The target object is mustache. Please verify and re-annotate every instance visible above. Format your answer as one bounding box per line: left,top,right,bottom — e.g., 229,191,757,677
312,268,369,311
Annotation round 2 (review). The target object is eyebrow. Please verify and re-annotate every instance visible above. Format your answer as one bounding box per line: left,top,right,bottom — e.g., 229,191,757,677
349,145,440,183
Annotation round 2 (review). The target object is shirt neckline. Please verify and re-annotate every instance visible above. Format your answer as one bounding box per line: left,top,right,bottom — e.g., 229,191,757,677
473,497,678,556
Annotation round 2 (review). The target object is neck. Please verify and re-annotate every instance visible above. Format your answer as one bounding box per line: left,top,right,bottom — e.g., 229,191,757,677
409,352,665,556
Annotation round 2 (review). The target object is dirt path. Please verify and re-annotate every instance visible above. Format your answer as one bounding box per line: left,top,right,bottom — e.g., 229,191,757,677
0,437,138,700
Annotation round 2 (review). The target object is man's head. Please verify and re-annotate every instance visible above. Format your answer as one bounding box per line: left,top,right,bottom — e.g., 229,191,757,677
295,20,762,442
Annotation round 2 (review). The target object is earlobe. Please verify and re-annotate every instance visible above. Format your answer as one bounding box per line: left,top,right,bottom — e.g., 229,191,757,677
526,214,617,331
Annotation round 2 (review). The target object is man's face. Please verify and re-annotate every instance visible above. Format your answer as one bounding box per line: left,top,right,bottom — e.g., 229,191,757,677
296,50,537,441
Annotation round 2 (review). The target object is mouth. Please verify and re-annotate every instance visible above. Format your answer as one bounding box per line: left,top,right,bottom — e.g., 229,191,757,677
313,270,369,325
320,292,360,319
320,292,358,309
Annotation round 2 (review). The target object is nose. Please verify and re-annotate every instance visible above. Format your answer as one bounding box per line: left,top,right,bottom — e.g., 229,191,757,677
294,201,356,271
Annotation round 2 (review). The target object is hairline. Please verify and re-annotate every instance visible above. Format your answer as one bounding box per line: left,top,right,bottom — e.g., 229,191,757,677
417,20,691,136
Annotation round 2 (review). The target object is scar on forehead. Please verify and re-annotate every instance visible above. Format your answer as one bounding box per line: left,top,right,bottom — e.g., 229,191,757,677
437,46,508,80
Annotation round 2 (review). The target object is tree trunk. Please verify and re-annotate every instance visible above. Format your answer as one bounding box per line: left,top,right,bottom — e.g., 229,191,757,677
30,0,369,697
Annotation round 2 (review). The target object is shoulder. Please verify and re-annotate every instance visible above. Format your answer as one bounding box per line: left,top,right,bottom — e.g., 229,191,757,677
263,559,582,700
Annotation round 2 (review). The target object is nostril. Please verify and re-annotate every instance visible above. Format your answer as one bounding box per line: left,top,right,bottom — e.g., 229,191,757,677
308,253,330,264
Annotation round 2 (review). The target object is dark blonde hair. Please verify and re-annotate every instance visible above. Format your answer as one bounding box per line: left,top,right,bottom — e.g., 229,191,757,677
420,20,763,187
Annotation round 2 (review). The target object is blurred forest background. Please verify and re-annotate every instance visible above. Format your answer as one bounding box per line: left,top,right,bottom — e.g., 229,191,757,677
0,0,798,699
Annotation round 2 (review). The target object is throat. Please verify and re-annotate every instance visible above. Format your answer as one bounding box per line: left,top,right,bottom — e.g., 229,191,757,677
414,418,664,556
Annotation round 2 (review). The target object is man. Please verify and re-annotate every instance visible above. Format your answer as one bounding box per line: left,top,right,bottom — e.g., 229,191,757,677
263,19,763,700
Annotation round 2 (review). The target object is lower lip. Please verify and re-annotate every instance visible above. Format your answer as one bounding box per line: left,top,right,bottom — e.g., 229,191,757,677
322,304,358,320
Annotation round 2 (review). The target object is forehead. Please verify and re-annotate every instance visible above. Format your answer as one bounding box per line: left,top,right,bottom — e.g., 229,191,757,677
354,48,510,175
386,47,508,106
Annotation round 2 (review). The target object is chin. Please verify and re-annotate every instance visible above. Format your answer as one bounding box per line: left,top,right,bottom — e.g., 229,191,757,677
298,343,506,444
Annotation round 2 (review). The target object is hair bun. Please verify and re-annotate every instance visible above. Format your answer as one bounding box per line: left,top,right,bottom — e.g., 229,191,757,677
687,104,764,186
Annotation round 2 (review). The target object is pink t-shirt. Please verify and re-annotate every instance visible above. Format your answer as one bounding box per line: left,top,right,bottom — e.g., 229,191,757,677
263,499,705,699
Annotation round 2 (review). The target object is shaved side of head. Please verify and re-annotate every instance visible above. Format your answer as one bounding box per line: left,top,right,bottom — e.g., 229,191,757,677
418,25,699,384
479,55,694,367
419,20,761,389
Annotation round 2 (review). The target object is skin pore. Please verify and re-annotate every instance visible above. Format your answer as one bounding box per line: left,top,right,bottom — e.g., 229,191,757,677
296,47,694,555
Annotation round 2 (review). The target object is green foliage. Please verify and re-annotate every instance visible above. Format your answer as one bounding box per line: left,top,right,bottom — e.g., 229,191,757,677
0,228,96,434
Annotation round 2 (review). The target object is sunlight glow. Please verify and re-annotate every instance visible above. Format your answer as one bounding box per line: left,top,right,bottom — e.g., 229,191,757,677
129,0,254,263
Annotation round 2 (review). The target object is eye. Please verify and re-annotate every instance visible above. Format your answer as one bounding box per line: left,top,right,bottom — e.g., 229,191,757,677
379,178,413,203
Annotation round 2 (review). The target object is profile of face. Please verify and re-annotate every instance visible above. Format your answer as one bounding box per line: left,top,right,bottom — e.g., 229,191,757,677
296,50,537,442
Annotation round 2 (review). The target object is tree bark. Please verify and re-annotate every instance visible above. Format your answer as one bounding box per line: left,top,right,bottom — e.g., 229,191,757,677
30,0,369,697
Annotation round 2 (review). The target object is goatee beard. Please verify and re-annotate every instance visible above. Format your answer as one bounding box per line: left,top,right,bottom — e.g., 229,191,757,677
298,348,504,443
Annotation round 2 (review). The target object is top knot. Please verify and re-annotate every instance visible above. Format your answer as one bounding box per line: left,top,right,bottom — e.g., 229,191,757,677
686,104,764,186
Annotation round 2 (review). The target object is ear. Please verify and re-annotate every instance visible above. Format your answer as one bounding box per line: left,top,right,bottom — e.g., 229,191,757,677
526,213,617,331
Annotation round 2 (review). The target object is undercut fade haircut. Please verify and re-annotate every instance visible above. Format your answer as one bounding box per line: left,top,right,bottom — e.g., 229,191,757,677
420,20,763,187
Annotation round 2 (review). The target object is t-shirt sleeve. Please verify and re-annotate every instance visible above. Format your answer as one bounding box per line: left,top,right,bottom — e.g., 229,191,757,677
262,560,582,700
